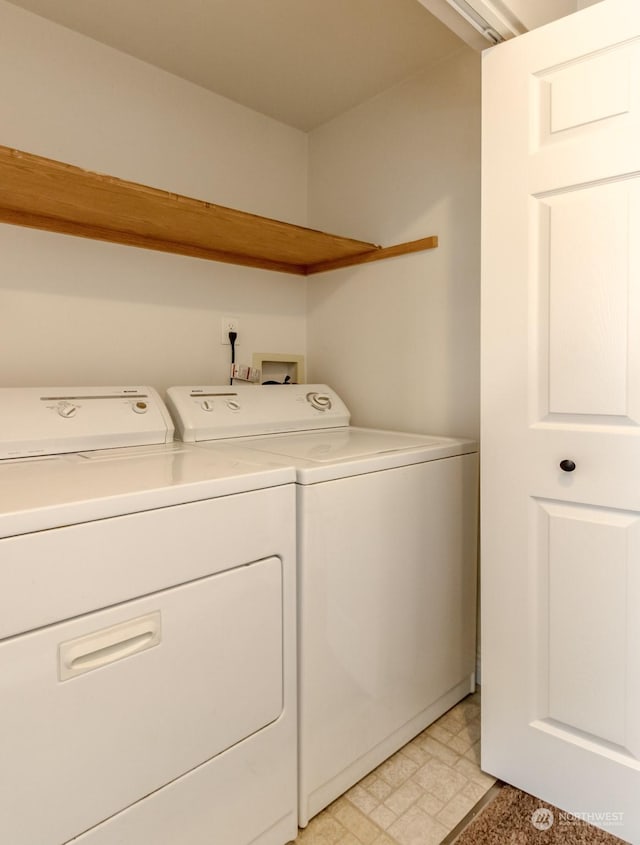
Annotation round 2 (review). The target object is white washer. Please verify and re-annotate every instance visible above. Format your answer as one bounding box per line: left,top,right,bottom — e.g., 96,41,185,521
0,386,297,845
167,384,479,827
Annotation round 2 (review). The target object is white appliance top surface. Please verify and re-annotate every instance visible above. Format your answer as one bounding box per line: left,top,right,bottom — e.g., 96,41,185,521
167,383,477,482
0,386,295,538
0,442,294,538
201,426,478,484
226,427,455,461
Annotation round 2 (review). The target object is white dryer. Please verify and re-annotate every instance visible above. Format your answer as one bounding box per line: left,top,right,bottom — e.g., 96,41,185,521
167,384,479,827
0,386,297,845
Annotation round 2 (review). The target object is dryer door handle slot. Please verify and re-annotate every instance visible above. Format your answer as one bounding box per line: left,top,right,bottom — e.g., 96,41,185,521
58,611,161,681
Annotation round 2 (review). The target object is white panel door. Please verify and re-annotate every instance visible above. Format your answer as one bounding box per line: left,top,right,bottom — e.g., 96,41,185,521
482,1,640,841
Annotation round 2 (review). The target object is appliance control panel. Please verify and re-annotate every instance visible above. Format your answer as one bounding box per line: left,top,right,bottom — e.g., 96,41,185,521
166,384,350,441
0,387,175,460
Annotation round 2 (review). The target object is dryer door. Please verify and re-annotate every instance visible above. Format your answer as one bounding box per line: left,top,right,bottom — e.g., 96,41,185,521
0,556,283,845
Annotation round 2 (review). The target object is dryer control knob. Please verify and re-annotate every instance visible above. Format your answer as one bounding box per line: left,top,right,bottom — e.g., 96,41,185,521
306,392,332,411
201,399,215,412
57,402,78,419
227,400,241,411
132,401,148,414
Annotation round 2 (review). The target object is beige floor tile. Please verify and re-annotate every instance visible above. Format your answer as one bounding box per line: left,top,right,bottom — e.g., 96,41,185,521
415,792,445,817
372,834,397,845
370,803,398,830
383,780,423,815
447,733,474,755
291,692,495,845
464,740,481,764
337,834,364,845
292,827,338,845
290,833,327,845
456,719,481,745
359,772,379,790
459,700,481,721
413,756,469,803
295,813,346,844
436,789,480,828
461,779,492,803
400,738,431,767
425,722,455,745
326,797,352,818
435,708,467,734
346,784,380,815
454,756,497,788
363,775,394,802
374,753,419,789
418,735,460,766
331,800,381,844
388,805,449,845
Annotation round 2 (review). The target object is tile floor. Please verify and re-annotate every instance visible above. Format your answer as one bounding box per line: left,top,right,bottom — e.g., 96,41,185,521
288,689,495,845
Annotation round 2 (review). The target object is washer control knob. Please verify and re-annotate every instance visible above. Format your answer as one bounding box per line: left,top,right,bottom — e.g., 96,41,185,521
227,400,241,411
132,401,148,414
201,399,215,412
57,402,78,418
306,392,332,411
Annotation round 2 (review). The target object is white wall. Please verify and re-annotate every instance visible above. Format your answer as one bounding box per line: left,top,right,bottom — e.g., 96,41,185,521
0,0,480,437
511,0,605,21
503,0,605,27
306,48,481,438
499,0,576,30
0,0,308,393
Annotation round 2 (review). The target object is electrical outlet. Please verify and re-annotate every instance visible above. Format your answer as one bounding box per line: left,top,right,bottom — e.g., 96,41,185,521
220,317,239,345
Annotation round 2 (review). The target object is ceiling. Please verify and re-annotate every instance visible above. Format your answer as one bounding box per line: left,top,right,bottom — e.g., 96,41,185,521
5,0,464,131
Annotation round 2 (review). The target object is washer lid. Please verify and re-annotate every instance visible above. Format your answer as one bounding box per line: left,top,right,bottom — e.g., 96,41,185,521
203,427,478,483
232,427,445,461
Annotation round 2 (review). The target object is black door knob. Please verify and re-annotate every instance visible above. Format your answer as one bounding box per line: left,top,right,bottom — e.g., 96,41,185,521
559,459,576,472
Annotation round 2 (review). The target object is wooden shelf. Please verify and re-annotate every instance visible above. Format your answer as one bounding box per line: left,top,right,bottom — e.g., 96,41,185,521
0,146,438,275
